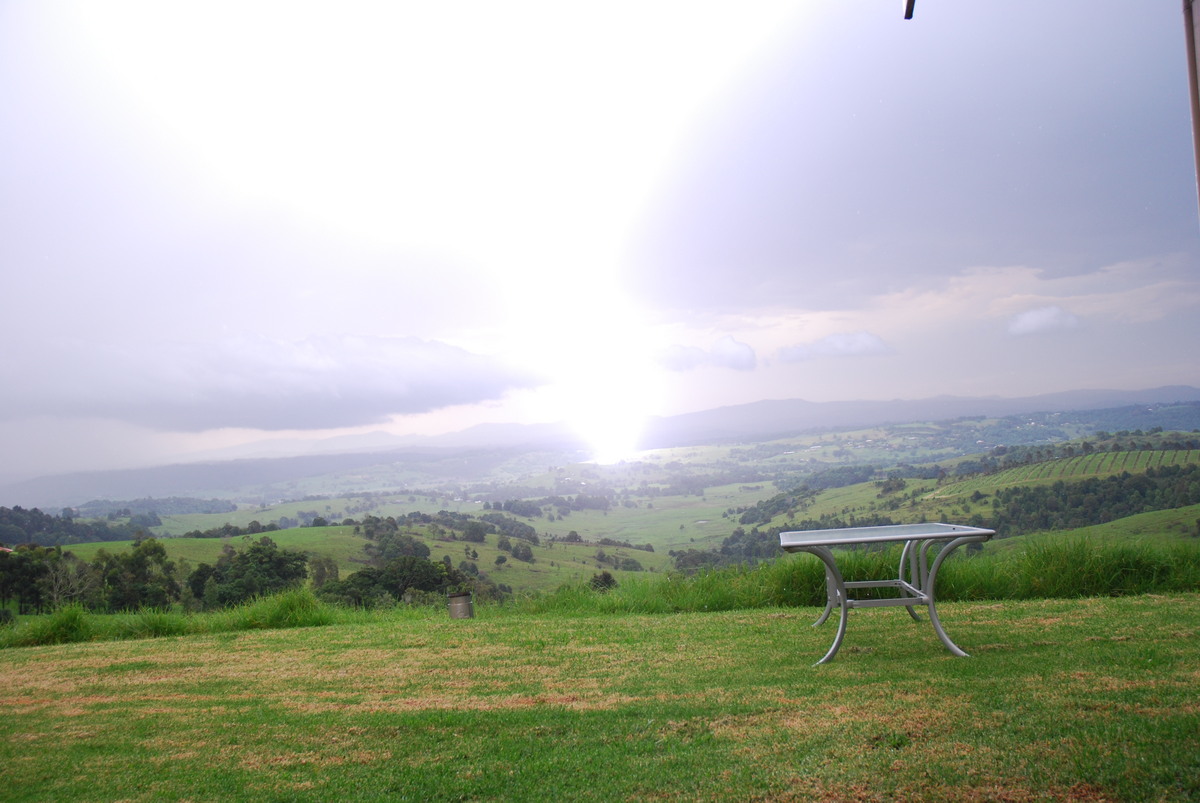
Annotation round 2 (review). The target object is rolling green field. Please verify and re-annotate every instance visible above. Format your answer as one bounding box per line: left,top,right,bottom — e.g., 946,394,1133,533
11,422,1200,798
64,525,677,594
150,482,767,555
57,446,1200,600
747,450,1200,536
936,450,1200,497
2,594,1197,800
66,527,376,576
977,503,1200,555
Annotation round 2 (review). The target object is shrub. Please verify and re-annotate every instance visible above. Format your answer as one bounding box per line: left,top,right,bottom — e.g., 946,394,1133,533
590,571,618,592
220,589,334,631
12,603,94,646
113,609,191,640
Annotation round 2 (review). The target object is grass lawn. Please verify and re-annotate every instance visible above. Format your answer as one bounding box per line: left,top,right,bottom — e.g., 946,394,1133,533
2,594,1198,801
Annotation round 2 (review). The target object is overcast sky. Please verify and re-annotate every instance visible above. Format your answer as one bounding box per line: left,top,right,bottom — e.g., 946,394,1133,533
2,0,1198,481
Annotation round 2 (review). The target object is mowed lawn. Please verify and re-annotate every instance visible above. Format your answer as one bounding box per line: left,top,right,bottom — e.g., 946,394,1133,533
2,595,1198,801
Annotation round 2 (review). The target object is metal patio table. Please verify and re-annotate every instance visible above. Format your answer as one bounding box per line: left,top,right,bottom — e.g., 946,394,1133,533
779,523,995,664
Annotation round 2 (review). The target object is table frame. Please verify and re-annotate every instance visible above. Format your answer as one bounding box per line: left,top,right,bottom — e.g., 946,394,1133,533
779,523,995,664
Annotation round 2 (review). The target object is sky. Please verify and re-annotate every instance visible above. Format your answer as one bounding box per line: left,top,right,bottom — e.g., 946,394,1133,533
2,0,1199,481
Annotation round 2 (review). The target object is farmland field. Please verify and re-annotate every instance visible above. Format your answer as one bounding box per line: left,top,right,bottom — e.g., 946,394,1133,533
1,594,1197,801
63,525,676,595
938,450,1200,496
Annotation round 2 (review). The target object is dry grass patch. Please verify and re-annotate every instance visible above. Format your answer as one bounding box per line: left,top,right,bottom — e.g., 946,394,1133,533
2,597,1198,801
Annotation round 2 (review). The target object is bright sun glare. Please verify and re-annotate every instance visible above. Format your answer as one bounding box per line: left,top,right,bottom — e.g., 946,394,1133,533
491,258,665,464
56,1,801,454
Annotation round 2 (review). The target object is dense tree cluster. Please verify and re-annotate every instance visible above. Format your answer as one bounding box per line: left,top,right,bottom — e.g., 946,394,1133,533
180,520,281,538
667,548,725,572
0,538,182,613
717,528,781,562
737,489,817,526
591,548,642,572
495,535,535,563
974,464,1200,536
0,506,149,548
479,512,539,544
75,497,236,518
0,536,312,614
537,494,613,513
186,537,308,609
316,555,504,607
596,537,654,553
365,531,431,565
797,465,881,492
484,499,543,518
460,521,489,543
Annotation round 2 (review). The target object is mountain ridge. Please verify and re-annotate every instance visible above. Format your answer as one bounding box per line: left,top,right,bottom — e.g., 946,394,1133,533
3,385,1197,509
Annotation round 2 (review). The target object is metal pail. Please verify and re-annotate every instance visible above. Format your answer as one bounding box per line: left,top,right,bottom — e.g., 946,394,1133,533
447,592,474,619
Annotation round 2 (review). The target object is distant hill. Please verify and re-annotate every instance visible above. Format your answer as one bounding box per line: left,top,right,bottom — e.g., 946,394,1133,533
638,386,1200,447
2,386,1197,509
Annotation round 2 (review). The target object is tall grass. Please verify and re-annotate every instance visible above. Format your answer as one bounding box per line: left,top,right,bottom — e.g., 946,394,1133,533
5,540,1199,648
521,538,1200,615
5,603,95,647
1015,539,1200,598
111,608,192,640
0,588,341,648
207,588,335,631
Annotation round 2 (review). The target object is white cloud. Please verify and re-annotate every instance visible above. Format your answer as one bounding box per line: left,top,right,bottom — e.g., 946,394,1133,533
1007,306,1079,336
660,336,756,372
0,335,541,431
779,332,891,362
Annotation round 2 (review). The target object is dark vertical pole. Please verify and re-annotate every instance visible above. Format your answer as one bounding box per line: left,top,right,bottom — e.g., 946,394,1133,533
904,0,916,20
1184,0,1200,219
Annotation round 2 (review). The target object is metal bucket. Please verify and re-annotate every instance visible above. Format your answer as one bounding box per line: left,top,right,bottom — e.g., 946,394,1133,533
447,591,474,619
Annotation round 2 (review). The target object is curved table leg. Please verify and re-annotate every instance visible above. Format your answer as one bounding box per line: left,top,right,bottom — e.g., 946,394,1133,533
899,541,922,622
812,563,836,627
925,535,988,657
802,546,849,665
813,599,833,628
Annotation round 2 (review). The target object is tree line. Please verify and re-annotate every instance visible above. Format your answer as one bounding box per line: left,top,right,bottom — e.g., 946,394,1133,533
968,464,1200,537
0,533,501,616
0,506,148,548
0,537,306,615
693,462,1200,572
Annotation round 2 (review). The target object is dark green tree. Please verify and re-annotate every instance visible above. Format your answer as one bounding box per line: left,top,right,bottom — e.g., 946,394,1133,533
309,555,339,589
186,536,308,609
90,538,181,612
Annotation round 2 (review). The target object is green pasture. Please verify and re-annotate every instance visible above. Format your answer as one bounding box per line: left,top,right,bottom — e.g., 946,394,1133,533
155,494,451,535
60,525,677,595
2,594,1197,801
748,450,1200,535
65,527,375,576
533,493,749,553
936,450,1200,498
148,482,772,556
421,533,674,593
979,503,1200,556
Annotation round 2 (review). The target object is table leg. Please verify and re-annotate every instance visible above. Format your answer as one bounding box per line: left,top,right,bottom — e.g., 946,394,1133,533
924,534,988,657
802,546,849,665
899,541,922,622
812,562,836,627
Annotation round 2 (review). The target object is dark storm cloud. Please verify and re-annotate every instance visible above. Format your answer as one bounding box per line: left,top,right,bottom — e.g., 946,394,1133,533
624,2,1196,313
0,335,541,431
